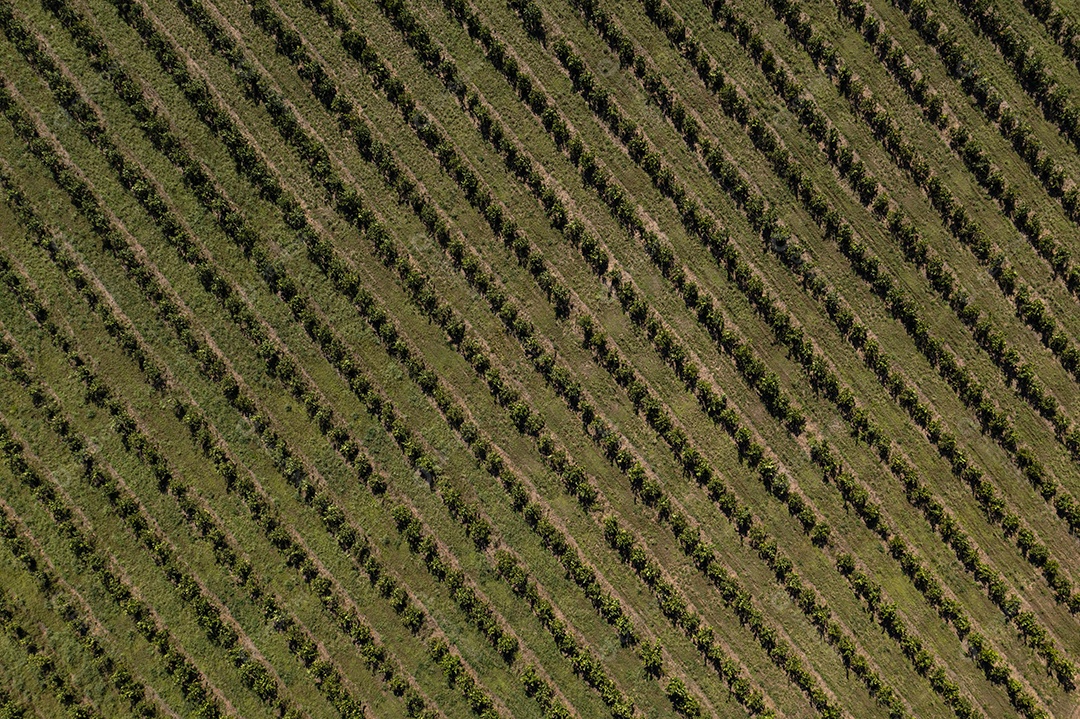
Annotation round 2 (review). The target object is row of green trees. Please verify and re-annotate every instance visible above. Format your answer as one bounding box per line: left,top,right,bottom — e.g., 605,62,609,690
556,42,810,436
122,0,1067,712
69,1,656,712
383,5,918,712
845,552,1051,717
685,0,1080,584
689,0,1080,597
520,665,573,719
0,21,463,711
726,0,1080,475
0,687,31,719
952,0,1080,147
832,0,1080,385
0,585,104,719
1020,0,1080,72
251,0,572,319
445,0,853,541
522,0,1076,703
427,638,510,719
652,0,1080,686
442,0,821,447
0,414,233,718
602,516,841,718
576,314,901,718
254,0,816,712
10,0,902,712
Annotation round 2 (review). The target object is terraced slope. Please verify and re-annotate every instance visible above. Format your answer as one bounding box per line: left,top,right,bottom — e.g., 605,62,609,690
0,0,1078,716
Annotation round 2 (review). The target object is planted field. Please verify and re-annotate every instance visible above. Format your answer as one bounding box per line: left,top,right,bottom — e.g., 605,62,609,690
0,0,1078,715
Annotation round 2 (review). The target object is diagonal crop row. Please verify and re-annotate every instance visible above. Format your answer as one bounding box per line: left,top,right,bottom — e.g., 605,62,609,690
352,0,928,626
0,75,507,718
490,549,716,718
453,0,1080,695
597,0,1080,612
832,0,1080,288
0,502,186,719
0,254,332,719
759,0,1080,434
1,200,548,719
363,0,851,542
0,247,515,719
0,415,239,719
276,0,858,599
246,0,581,321
0,25,502,665
1019,0,1080,73
553,0,1080,694
836,0,1080,251
453,0,1071,690
354,0,818,462
630,0,1080,619
365,0,845,548
6,5,656,712
4,0,1080,713
578,0,1080,610
389,504,649,719
288,0,852,633
0,686,34,719
206,0,812,660
180,5,795,709
561,0,1080,674
25,0,1045,712
615,512,995,719
90,0,1019,712
707,0,1080,482
829,0,1080,381
576,306,1018,719
28,0,506,619
576,296,1048,719
948,0,1080,158
0,73,579,719
752,0,1080,441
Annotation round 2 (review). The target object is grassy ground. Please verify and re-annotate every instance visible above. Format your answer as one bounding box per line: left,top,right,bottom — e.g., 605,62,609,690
2,0,1079,714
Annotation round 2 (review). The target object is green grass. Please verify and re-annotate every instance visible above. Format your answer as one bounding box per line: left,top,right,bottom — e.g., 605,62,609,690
3,0,1080,714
